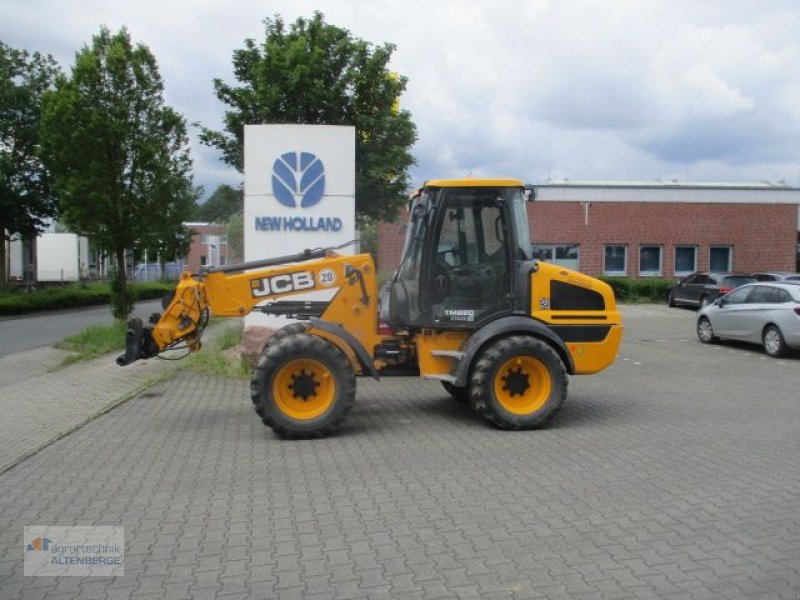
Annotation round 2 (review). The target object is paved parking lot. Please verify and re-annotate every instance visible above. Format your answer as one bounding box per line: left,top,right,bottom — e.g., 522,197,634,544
0,305,798,599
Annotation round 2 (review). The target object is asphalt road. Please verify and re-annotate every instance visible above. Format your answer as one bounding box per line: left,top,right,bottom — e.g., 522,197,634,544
0,299,162,357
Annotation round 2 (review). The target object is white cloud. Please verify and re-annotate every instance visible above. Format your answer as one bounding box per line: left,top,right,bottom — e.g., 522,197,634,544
3,0,799,194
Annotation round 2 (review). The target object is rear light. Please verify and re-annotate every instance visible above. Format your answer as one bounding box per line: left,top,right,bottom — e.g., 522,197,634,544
378,321,395,336
718,287,733,294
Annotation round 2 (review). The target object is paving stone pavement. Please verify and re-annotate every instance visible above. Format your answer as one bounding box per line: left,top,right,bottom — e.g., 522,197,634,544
0,323,229,475
0,306,798,599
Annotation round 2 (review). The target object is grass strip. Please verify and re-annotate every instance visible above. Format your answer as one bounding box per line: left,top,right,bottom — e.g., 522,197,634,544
185,322,250,379
54,321,128,366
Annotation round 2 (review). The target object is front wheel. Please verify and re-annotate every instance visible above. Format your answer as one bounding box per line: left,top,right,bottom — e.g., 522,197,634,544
251,322,311,416
251,333,356,438
697,316,718,344
763,325,788,358
469,336,567,430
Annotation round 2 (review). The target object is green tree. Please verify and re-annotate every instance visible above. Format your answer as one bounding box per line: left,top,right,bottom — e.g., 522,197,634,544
226,209,244,263
195,184,243,222
40,27,197,318
0,43,60,289
200,12,417,222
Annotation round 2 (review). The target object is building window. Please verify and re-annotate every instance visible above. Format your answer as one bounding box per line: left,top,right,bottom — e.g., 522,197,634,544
639,246,662,276
604,245,627,275
200,234,209,244
200,255,207,266
674,246,697,276
532,244,580,270
710,246,732,271
219,234,228,245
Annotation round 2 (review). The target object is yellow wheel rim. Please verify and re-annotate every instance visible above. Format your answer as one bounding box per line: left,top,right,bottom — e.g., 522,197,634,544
272,358,336,420
494,355,551,415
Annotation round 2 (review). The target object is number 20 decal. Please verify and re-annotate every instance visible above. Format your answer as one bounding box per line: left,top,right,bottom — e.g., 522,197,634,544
319,268,337,286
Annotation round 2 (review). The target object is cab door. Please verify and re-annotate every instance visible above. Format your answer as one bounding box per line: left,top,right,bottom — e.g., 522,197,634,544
424,188,513,327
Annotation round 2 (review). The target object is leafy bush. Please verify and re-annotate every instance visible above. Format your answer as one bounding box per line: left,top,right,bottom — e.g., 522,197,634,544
0,281,176,315
600,277,673,303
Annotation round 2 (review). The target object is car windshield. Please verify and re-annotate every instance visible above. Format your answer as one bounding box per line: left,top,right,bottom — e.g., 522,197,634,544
722,276,756,287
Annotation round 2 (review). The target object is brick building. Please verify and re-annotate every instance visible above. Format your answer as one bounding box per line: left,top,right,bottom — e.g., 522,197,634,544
378,181,800,278
182,222,233,273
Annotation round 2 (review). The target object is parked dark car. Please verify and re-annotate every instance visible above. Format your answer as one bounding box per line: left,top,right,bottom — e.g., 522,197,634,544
751,271,800,282
668,272,757,308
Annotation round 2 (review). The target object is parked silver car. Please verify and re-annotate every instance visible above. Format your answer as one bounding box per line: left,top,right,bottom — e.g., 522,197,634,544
697,282,800,357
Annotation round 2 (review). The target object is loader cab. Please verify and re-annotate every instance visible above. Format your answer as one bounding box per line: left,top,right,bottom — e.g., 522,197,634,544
388,179,532,330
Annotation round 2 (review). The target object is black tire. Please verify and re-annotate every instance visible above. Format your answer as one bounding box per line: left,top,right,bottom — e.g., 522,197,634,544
250,333,356,438
697,316,718,344
268,322,311,344
469,336,567,430
250,322,311,416
667,291,676,307
441,381,469,402
763,325,788,358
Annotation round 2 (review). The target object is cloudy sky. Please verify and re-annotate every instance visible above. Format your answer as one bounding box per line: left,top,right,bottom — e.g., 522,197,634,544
3,0,800,198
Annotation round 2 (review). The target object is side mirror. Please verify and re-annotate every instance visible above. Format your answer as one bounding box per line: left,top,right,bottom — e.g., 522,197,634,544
714,298,724,307
524,186,536,201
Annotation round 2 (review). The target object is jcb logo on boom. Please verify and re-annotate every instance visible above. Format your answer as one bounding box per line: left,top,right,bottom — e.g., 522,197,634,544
250,271,315,298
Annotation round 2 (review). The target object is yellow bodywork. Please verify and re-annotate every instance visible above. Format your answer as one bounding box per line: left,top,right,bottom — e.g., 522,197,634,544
415,330,470,377
424,178,524,188
145,179,621,387
151,251,382,373
150,245,621,381
530,261,623,374
122,177,626,436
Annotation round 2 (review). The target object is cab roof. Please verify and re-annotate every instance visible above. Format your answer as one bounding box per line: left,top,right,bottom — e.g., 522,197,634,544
423,178,524,188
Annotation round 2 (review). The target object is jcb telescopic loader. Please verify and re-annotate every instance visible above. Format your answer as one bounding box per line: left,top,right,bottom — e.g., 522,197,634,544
118,179,622,437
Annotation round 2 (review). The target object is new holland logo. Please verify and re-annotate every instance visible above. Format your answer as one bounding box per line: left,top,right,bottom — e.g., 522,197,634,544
272,151,325,209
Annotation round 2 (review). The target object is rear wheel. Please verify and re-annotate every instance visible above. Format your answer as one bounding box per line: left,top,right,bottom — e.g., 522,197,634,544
763,325,788,358
469,336,567,430
667,291,676,307
697,316,718,344
250,333,355,438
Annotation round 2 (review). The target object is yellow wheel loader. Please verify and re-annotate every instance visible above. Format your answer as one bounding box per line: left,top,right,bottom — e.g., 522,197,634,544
118,179,623,437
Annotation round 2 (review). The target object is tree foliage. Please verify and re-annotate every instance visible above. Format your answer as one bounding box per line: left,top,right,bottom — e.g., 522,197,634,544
40,27,197,318
200,12,417,222
226,210,244,263
0,42,60,288
195,184,243,223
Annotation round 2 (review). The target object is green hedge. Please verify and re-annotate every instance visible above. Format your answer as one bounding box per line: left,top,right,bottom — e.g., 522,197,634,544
599,276,673,303
0,281,176,316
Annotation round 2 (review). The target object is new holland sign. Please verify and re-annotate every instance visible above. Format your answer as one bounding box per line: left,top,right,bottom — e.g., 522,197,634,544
244,125,355,261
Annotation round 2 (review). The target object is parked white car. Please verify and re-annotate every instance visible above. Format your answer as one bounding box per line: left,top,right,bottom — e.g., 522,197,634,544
697,282,800,357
